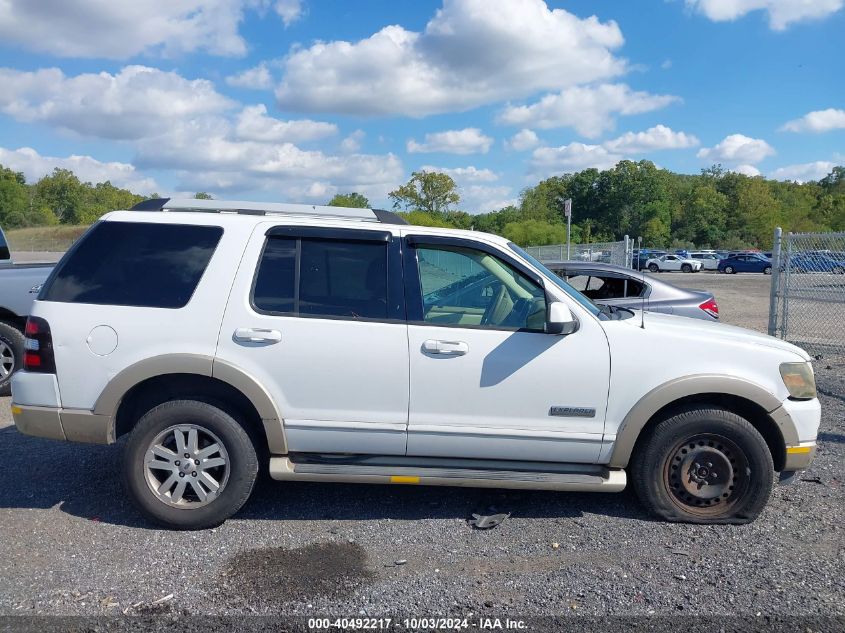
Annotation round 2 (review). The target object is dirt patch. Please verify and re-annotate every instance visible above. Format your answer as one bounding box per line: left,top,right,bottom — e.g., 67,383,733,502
220,542,374,608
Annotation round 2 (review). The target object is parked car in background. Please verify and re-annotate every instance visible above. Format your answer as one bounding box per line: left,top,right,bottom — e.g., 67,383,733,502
782,253,845,274
718,253,772,275
689,252,722,270
0,226,55,395
544,261,719,320
632,250,666,270
645,254,702,273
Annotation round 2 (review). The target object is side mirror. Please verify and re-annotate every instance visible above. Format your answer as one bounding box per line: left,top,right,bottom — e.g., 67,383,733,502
546,301,578,335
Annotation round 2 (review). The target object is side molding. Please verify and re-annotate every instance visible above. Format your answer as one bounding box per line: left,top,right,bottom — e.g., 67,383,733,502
608,374,788,468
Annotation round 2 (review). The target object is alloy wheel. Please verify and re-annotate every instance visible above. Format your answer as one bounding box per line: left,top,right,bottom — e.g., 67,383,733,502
143,424,230,508
0,339,14,381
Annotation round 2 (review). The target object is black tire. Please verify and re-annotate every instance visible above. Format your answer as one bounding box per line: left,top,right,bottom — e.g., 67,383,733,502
122,399,258,530
648,263,659,273
631,406,773,524
724,265,735,274
763,266,772,275
0,320,25,397
681,263,692,273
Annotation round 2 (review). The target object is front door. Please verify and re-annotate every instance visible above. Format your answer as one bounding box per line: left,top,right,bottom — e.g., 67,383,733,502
403,235,611,463
216,223,409,455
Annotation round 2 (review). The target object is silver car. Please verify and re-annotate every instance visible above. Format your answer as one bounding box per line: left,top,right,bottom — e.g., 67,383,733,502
543,261,719,321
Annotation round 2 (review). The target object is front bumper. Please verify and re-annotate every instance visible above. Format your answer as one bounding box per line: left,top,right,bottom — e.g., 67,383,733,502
772,396,821,471
11,403,113,444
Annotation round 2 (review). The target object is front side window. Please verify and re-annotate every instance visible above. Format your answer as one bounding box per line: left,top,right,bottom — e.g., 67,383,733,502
253,237,388,320
415,245,546,331
41,221,222,308
0,229,9,260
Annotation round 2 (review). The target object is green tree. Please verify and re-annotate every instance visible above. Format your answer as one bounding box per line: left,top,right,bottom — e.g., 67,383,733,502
327,192,370,208
33,168,85,224
0,165,29,228
194,192,213,200
389,171,460,216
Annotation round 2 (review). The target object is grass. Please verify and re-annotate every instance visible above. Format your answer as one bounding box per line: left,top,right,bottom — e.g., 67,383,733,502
5,225,90,252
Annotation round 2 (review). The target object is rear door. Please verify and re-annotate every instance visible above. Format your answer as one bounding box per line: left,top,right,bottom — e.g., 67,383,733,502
216,223,410,455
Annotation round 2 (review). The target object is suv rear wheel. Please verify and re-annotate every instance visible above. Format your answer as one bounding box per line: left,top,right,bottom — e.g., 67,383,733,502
648,263,659,272
122,400,258,529
631,406,773,524
0,320,24,397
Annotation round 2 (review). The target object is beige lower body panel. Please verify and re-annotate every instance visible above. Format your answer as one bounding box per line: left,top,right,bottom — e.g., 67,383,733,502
269,456,627,492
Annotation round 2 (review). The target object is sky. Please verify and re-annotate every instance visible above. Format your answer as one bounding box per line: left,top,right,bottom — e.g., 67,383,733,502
0,0,843,213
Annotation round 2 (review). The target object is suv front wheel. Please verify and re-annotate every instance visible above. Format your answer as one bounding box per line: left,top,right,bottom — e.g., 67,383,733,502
122,400,258,529
631,406,773,524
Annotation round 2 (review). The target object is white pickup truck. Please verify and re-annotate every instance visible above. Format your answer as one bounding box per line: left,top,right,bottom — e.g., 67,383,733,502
0,226,54,395
11,199,820,529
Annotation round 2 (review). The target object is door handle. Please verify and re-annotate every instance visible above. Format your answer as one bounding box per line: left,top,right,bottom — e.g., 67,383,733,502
422,339,468,356
234,327,282,343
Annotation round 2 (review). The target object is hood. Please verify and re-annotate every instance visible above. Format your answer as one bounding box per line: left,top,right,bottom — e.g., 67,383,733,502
623,310,811,360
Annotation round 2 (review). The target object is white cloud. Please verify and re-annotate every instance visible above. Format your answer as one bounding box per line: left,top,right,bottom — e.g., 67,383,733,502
498,84,680,138
461,185,517,213
505,129,540,152
133,117,403,202
275,0,626,116
274,0,304,26
780,108,845,133
530,143,622,177
733,164,761,176
661,59,673,70
0,0,256,58
418,165,499,182
697,134,775,164
234,104,337,143
686,0,843,30
770,161,836,183
0,146,158,193
226,63,274,89
603,125,700,153
0,65,234,140
340,130,366,153
407,128,493,155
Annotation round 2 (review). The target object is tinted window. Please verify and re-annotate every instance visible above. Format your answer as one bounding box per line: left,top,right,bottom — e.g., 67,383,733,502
253,237,388,320
42,222,222,308
252,238,296,313
0,229,9,261
416,245,546,330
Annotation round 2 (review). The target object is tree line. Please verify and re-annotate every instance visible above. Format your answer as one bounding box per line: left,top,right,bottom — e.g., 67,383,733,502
2,161,844,249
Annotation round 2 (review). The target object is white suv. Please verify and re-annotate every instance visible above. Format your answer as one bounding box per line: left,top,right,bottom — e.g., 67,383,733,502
11,199,820,529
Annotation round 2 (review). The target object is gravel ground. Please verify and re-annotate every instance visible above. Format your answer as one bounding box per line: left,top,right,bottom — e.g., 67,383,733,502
1,272,843,626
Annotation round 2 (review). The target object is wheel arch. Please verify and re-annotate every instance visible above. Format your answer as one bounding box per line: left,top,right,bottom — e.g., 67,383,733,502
95,354,286,454
609,375,794,471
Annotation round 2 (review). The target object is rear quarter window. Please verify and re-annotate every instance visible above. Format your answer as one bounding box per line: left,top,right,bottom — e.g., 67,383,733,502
41,221,223,308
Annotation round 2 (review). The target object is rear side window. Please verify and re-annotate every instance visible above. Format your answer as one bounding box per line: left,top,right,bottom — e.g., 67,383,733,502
41,221,222,308
0,229,9,260
253,237,388,320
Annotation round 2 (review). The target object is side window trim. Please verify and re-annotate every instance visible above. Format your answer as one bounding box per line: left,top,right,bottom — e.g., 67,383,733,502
403,234,549,333
250,227,405,323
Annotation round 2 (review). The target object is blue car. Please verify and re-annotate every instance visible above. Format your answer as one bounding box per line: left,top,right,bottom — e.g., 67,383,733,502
718,253,773,275
784,253,845,274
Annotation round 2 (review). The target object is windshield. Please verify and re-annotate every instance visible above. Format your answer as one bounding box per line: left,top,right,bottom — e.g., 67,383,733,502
507,242,602,317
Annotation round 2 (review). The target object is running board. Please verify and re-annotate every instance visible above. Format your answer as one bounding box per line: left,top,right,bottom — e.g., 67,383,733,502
269,455,626,492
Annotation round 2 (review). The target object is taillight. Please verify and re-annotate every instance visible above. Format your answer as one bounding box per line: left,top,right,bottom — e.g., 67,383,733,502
699,298,719,319
23,316,56,373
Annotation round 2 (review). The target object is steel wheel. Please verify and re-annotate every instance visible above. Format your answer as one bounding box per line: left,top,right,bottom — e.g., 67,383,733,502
0,339,13,381
144,424,230,508
663,433,749,518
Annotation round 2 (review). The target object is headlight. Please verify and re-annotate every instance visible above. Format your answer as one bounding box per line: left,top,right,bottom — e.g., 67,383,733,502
779,362,816,399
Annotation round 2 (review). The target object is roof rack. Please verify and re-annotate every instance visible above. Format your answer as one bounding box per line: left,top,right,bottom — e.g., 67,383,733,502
129,198,408,225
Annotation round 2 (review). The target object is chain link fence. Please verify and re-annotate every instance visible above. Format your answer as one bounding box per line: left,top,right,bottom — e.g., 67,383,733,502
524,238,633,267
769,228,845,356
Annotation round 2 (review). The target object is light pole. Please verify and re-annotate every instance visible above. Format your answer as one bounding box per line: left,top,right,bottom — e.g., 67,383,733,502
564,198,572,259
